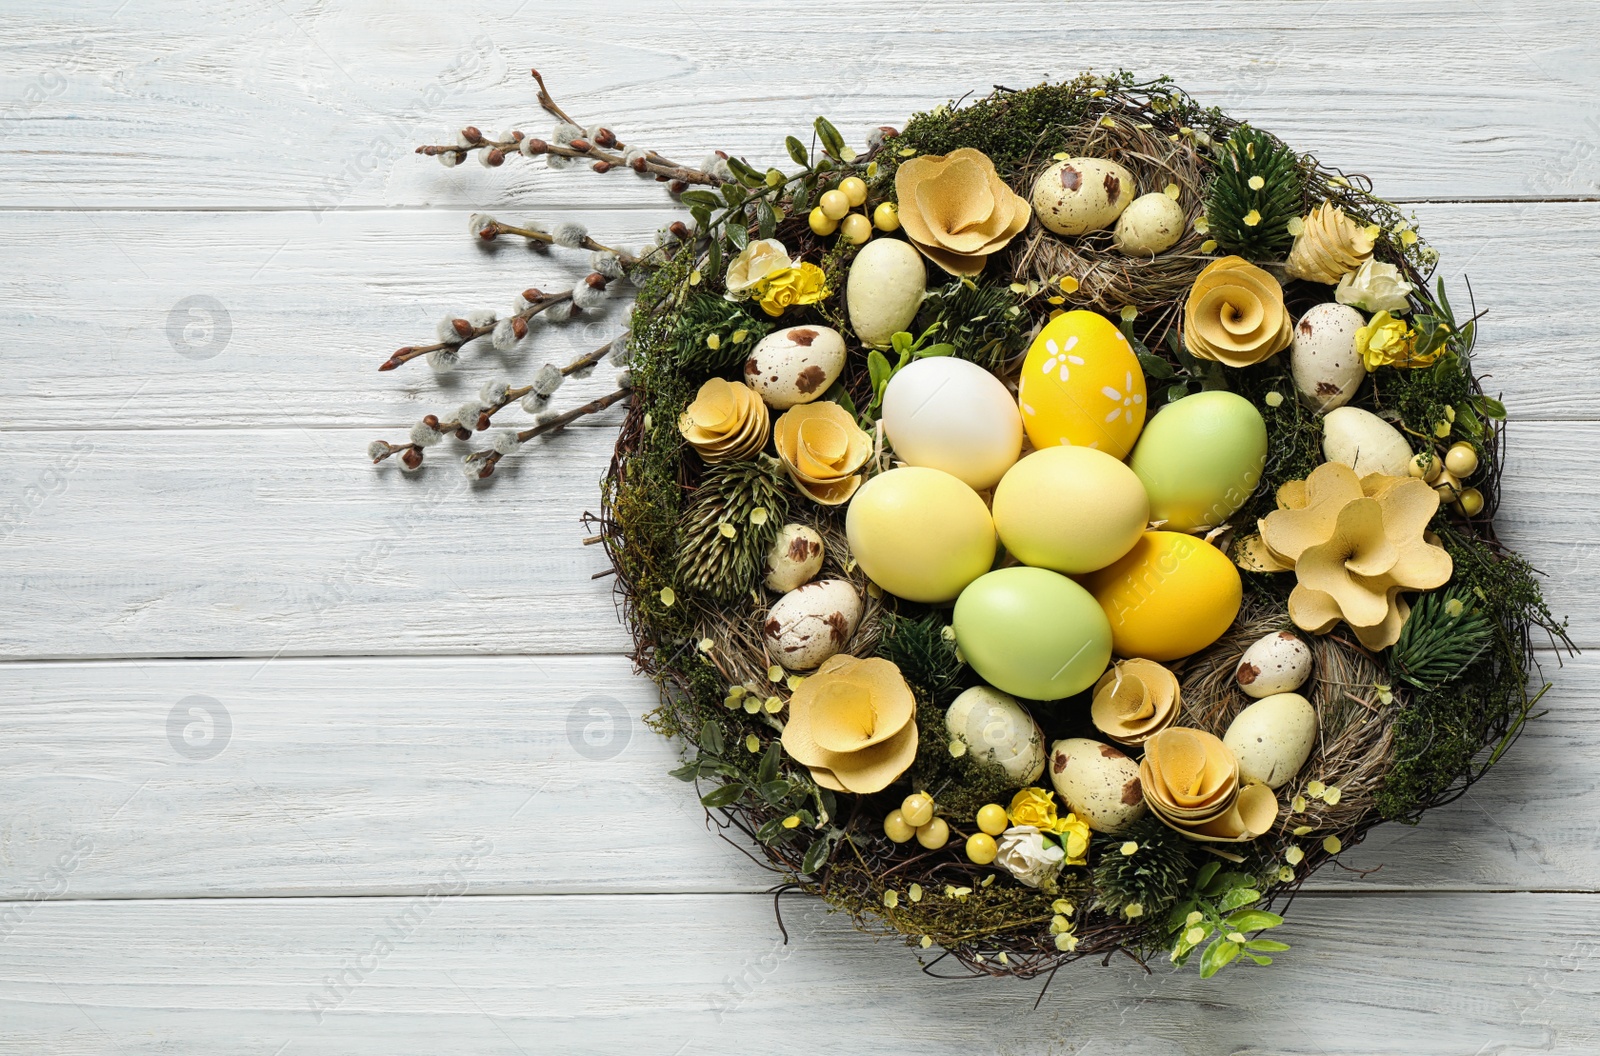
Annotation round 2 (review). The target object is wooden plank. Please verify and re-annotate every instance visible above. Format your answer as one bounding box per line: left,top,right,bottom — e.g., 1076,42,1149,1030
1,1,1597,208
1,201,1594,430
0,421,1587,659
0,891,1596,1054
0,650,1590,901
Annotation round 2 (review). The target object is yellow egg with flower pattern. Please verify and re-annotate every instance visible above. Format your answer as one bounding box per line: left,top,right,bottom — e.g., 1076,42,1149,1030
1017,310,1148,458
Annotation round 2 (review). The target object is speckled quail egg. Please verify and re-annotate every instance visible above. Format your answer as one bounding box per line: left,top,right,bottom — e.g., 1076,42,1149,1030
1032,158,1136,236
762,579,861,671
744,325,847,409
1048,737,1146,833
1291,303,1366,412
763,523,825,593
1113,192,1186,256
1235,631,1312,698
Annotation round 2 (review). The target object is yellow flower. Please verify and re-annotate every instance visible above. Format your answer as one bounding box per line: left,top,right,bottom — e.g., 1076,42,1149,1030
1356,310,1435,370
894,147,1031,276
756,263,829,317
1057,812,1091,865
1007,787,1060,831
780,654,917,793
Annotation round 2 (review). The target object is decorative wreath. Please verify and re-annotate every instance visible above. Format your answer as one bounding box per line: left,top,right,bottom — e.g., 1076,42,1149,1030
369,71,1569,981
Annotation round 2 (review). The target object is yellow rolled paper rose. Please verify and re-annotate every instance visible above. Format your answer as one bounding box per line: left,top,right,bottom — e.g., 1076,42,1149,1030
677,377,770,462
1182,255,1293,367
1356,310,1436,371
780,654,917,793
1007,786,1060,832
772,400,872,505
1285,202,1375,285
1091,658,1180,747
894,147,1032,276
756,263,829,317
1056,812,1091,866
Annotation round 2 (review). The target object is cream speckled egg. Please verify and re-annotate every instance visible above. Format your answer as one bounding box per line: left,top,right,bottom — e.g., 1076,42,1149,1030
882,357,1022,491
846,238,927,348
1032,158,1136,236
845,467,996,603
744,325,847,409
1322,406,1412,477
763,523,824,593
762,579,861,671
1049,737,1147,833
946,685,1046,784
1291,303,1366,412
1223,692,1317,790
1113,192,1186,256
1235,631,1312,698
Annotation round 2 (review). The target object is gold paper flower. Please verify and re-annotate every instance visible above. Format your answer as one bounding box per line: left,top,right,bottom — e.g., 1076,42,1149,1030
1007,787,1060,832
1356,310,1436,371
1091,659,1180,746
677,378,770,462
1182,256,1293,367
893,147,1032,276
1285,203,1375,285
772,401,872,505
1139,727,1278,843
1258,462,1453,650
756,263,829,317
780,653,917,793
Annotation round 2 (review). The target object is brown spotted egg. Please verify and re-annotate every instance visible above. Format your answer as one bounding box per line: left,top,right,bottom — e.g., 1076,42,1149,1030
763,578,861,671
1235,631,1313,699
744,325,846,410
1049,737,1146,833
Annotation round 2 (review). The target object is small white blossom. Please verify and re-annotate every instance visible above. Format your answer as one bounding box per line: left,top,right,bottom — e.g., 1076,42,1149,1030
465,308,497,328
367,440,392,461
492,429,523,455
572,282,607,310
591,250,625,280
436,314,467,344
546,300,574,323
426,348,459,372
456,401,484,427
520,392,548,414
490,318,518,351
552,122,584,145
410,421,444,448
469,212,497,235
531,363,564,398
479,379,510,406
552,222,588,249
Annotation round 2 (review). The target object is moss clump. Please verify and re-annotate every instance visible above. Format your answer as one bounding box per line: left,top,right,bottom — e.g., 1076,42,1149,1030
914,280,1031,372
891,74,1106,180
876,611,963,703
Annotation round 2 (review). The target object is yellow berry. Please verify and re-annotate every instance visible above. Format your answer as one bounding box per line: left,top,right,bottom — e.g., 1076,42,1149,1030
873,201,900,231
808,207,839,236
819,189,850,220
1456,486,1485,517
840,213,872,245
838,176,867,207
1445,442,1479,478
1432,469,1461,501
883,809,915,844
900,793,935,829
975,804,1008,836
1407,451,1440,483
965,832,998,865
915,817,950,850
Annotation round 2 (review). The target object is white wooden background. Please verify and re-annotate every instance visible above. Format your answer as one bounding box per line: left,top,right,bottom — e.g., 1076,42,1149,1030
2,1,1598,1052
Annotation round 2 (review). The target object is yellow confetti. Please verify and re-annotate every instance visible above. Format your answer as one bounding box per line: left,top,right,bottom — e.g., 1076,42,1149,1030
1052,151,1070,161
898,147,917,157
1193,215,1210,234
1055,933,1078,952
744,733,760,752
1331,176,1350,188
866,161,878,178
1364,223,1382,239
1009,282,1027,294
749,506,768,526
1046,296,1065,306
1054,899,1076,916
742,698,760,714
908,883,923,903
1445,598,1466,618
1124,903,1143,919
1164,183,1181,199
767,665,783,683
705,333,721,350
782,814,800,828
1185,926,1206,945
1226,931,1247,943
883,889,899,908
697,637,714,653
1293,824,1313,836
980,873,994,888
1434,419,1452,438
722,695,740,710
1243,209,1262,227
1248,176,1265,190
998,952,1010,967
764,696,783,713
1264,391,1284,408
1091,89,1107,99
717,522,736,539
1049,914,1070,934
1278,866,1295,882
1185,910,1203,926
1324,835,1343,854
1120,305,1138,322
689,269,702,286
948,739,967,758
840,146,857,162
659,587,676,607
1401,229,1419,246
1201,239,1218,253
1285,845,1305,865
1291,794,1307,812
1307,780,1327,798
1099,116,1117,128
1286,216,1305,237
919,935,933,949
1323,786,1343,806
785,674,804,691
728,685,746,699
1120,841,1139,856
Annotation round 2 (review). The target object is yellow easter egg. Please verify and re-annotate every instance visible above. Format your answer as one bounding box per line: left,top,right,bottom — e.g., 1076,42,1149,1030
992,446,1150,574
1079,531,1241,661
1017,310,1147,459
845,467,996,603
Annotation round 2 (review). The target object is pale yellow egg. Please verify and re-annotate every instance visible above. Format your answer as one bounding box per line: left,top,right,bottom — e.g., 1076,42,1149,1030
992,446,1149,574
1017,310,1147,459
845,467,996,603
1079,531,1242,661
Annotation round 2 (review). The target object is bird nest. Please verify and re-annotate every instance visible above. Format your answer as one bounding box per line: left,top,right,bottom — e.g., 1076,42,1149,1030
586,73,1567,982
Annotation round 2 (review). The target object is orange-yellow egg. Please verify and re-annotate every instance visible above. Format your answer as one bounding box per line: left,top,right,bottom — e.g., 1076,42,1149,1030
1017,310,1147,459
1078,531,1241,661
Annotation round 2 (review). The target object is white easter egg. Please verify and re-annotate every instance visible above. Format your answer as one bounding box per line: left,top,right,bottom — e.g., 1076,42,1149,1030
744,325,847,410
1223,692,1318,790
762,579,861,671
1235,631,1313,698
846,238,927,348
1322,406,1412,477
881,357,1023,491
1048,737,1147,833
946,685,1046,784
1291,303,1366,412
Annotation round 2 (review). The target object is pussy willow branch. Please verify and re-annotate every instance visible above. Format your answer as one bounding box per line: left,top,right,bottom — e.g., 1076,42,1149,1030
379,287,578,371
465,386,632,479
471,218,639,260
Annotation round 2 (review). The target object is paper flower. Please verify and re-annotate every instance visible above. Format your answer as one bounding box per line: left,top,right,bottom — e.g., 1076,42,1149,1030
1285,203,1375,285
1056,812,1091,866
725,238,796,299
893,147,1031,276
772,401,872,505
756,263,829,317
1335,259,1415,314
1091,658,1180,746
1139,726,1278,842
779,654,917,793
1007,786,1061,832
1182,256,1294,367
994,826,1066,889
1355,310,1436,371
678,378,770,462
1258,462,1453,650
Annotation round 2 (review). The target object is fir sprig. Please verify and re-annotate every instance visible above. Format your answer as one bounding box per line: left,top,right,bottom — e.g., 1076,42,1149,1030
913,279,1031,372
1391,590,1495,690
674,457,790,600
1091,817,1196,923
1205,127,1305,261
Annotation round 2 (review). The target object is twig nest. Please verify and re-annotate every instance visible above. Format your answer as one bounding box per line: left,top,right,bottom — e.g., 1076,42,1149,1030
773,401,872,505
677,378,770,462
763,523,824,593
1049,737,1146,834
1321,405,1412,477
1113,191,1186,256
1140,727,1277,842
1285,202,1375,285
744,325,847,409
1290,303,1366,412
946,685,1047,784
1182,256,1293,367
763,578,862,671
895,147,1032,276
1258,462,1453,650
1223,692,1317,789
779,654,917,793
1032,157,1135,236
1235,631,1312,698
846,238,926,348
1090,659,1180,746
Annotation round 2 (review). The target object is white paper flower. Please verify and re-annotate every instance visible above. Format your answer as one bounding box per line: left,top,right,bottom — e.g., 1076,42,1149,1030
994,826,1066,890
1335,259,1415,315
724,238,796,299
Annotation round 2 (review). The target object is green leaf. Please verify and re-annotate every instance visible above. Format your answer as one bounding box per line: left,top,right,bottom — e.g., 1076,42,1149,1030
1224,910,1283,932
867,349,892,394
755,817,786,842
699,719,725,756
889,331,912,356
1244,939,1291,953
1194,861,1222,891
756,198,778,240
690,205,712,233
758,779,791,804
814,116,846,158
1199,938,1241,978
700,783,745,808
1216,887,1261,913
1475,395,1507,420
790,179,812,214
817,788,837,821
721,182,747,209
1137,352,1175,379
915,343,955,359
1165,384,1189,404
786,136,810,167
1205,870,1251,897
726,155,763,187
801,832,835,874
668,760,701,782
706,240,722,284
758,740,782,784
726,221,749,252
1244,952,1274,966
680,189,722,209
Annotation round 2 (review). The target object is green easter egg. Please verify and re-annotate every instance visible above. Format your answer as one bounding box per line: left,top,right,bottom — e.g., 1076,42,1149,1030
952,567,1112,701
